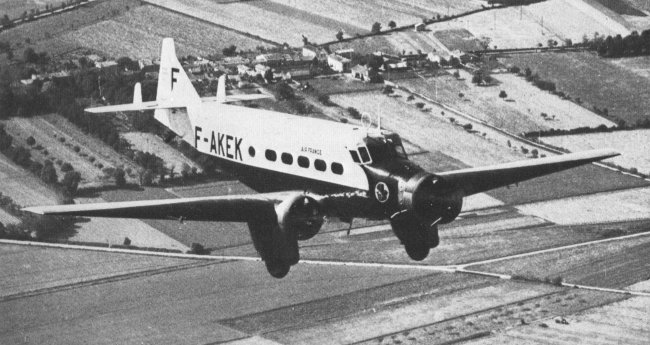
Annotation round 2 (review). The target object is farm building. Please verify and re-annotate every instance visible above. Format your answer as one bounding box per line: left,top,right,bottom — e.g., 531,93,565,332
138,59,153,69
335,48,354,59
427,53,442,63
302,44,328,62
414,23,426,32
350,65,379,82
255,64,270,75
95,60,118,71
256,53,284,66
328,54,351,73
221,56,250,68
276,66,313,80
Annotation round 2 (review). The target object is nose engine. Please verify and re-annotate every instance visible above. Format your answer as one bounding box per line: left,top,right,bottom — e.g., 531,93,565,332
390,173,463,261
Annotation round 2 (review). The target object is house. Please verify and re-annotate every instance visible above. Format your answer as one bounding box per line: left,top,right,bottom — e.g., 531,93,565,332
327,54,351,73
350,64,380,82
302,44,328,62
277,66,312,80
221,56,250,68
138,59,153,69
334,48,354,59
237,64,252,75
255,53,284,66
427,52,441,63
95,60,118,71
86,54,103,63
414,23,426,32
255,63,270,75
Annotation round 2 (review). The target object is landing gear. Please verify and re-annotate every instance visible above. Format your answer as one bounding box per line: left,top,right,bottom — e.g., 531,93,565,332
404,241,430,261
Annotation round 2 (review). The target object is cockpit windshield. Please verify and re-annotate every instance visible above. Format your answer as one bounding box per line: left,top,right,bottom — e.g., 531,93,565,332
351,134,407,164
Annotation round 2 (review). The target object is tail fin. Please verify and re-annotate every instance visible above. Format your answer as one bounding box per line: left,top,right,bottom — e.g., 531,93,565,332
156,38,200,104
154,38,197,139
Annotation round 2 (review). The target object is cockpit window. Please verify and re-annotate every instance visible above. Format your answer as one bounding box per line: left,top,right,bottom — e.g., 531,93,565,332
358,147,371,163
388,139,408,159
349,150,361,163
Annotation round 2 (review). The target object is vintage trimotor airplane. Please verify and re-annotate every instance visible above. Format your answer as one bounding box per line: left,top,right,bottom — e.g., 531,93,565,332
24,38,619,278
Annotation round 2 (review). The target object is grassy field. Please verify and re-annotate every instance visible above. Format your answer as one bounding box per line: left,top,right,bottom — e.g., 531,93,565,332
3,115,139,185
0,153,60,207
0,0,140,55
502,51,650,126
470,232,650,289
542,129,650,175
330,90,524,168
0,0,60,19
517,186,650,225
121,132,201,173
434,28,484,52
609,55,650,79
146,0,333,46
399,74,553,134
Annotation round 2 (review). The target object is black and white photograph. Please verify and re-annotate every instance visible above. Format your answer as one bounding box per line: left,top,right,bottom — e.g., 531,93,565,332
1,0,649,344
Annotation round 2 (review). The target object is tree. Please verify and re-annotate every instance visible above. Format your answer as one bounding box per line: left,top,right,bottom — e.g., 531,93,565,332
1,14,12,28
388,20,396,29
117,56,138,71
336,30,344,41
222,45,237,57
347,107,361,119
114,167,126,187
61,171,81,196
371,22,382,34
23,47,38,63
472,71,483,84
40,161,57,184
275,82,294,100
499,90,508,98
60,162,73,172
263,68,274,83
453,70,460,78
181,163,191,179
140,169,154,186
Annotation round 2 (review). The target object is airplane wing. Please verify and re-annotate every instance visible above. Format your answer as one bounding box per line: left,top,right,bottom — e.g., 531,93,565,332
22,194,285,222
201,94,273,103
437,149,620,197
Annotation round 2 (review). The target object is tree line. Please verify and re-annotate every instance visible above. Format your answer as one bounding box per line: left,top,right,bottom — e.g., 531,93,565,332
588,30,650,58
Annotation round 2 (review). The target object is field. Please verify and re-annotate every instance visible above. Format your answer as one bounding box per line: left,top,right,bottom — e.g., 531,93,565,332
462,70,614,131
609,55,650,78
57,5,273,60
2,115,138,185
434,28,484,52
471,233,650,288
330,90,524,168
385,30,448,56
542,129,650,174
121,132,201,173
502,51,650,126
0,0,140,55
396,72,609,134
517,187,650,225
0,152,60,207
0,0,60,19
146,0,335,46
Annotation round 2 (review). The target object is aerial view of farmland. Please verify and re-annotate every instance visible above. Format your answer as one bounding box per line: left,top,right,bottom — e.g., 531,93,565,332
1,0,649,344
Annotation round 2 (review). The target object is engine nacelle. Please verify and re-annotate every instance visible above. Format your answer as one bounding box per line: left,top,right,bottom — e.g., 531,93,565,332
398,173,463,224
275,194,324,241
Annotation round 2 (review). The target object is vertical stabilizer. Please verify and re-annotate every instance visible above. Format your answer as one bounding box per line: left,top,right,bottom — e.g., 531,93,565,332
154,38,197,139
216,74,227,103
133,82,142,105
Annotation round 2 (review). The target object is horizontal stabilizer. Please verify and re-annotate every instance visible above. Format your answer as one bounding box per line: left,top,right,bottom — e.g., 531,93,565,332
202,93,273,104
438,149,620,196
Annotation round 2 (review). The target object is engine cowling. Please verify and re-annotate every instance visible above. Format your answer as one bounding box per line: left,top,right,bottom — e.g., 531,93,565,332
275,194,324,241
398,172,463,224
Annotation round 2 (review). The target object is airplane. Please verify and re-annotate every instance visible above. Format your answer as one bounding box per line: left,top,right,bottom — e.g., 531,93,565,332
24,38,619,278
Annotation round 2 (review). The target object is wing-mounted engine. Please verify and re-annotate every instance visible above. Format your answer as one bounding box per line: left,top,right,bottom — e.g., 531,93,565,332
388,172,464,261
247,194,324,278
276,194,324,241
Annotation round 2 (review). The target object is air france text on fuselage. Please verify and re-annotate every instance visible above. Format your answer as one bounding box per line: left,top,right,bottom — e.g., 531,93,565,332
194,126,243,161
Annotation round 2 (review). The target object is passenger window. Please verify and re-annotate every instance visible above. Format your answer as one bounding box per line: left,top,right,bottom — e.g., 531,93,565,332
358,147,371,163
298,156,309,168
265,149,277,161
331,162,343,175
314,159,326,171
281,153,293,165
249,146,256,157
349,150,360,163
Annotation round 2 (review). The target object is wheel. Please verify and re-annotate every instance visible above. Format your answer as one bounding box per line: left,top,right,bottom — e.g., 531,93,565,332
404,241,430,261
265,259,290,279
